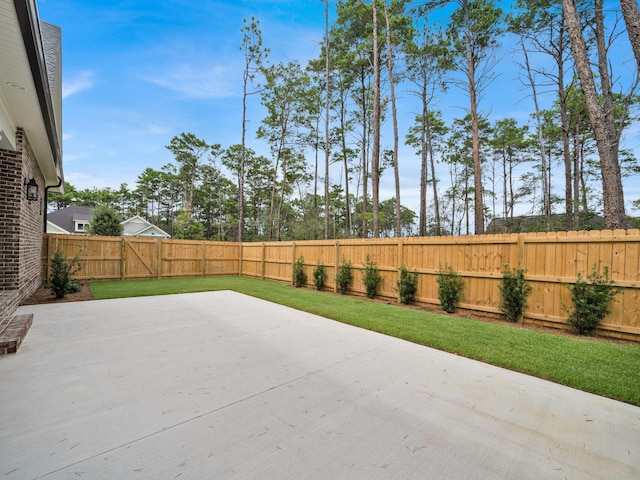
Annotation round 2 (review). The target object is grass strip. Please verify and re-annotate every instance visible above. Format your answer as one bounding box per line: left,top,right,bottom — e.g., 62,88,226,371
91,276,640,406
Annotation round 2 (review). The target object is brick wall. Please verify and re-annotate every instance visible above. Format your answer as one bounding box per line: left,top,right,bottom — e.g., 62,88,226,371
17,129,45,298
0,146,21,290
0,128,44,301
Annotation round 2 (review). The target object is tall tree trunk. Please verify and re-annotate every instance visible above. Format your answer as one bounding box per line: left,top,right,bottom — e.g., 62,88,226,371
323,0,331,240
469,67,484,234
419,108,428,237
520,41,550,226
509,158,515,219
268,155,280,240
240,94,246,242
465,1,484,234
371,0,381,238
427,115,441,235
552,19,574,230
276,153,287,241
384,0,402,237
502,152,508,221
360,72,369,238
620,0,640,68
559,84,573,229
573,122,580,229
579,142,589,212
339,93,352,236
268,128,286,240
449,164,457,236
313,119,318,223
464,174,471,235
562,0,626,229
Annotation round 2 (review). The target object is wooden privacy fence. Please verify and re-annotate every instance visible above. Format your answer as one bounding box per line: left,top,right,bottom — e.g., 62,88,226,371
43,230,640,341
43,234,240,282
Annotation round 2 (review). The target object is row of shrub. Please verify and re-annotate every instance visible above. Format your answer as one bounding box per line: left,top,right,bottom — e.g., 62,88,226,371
51,247,621,337
292,255,621,336
293,255,419,305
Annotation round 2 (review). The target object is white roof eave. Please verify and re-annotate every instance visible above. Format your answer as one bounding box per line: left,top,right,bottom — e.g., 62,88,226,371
0,0,62,188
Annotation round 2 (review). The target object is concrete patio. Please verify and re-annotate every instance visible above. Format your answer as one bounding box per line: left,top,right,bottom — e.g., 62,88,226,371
2,291,639,479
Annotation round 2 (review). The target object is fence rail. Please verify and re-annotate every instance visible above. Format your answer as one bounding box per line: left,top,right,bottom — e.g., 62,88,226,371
43,230,640,341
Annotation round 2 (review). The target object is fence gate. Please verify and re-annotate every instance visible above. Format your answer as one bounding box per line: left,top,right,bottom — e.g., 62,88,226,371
123,238,161,280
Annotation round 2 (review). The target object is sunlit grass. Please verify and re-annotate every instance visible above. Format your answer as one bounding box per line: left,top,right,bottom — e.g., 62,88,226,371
91,276,640,406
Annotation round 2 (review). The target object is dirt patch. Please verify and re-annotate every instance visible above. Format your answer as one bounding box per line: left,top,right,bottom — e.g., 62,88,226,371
20,283,94,305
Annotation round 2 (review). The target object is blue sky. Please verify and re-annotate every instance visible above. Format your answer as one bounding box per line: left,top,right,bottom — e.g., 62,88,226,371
37,0,639,217
38,0,328,187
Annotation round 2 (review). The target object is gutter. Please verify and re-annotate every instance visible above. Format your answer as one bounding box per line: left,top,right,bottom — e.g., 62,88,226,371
44,176,63,233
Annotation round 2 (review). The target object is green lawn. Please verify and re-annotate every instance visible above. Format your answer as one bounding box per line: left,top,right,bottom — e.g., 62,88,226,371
90,276,640,406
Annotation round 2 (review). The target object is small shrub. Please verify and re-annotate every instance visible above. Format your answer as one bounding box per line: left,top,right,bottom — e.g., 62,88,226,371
313,262,327,290
436,265,464,313
50,248,81,299
397,265,418,304
563,265,622,335
361,254,382,299
66,278,83,294
292,256,307,288
336,258,353,295
498,264,531,322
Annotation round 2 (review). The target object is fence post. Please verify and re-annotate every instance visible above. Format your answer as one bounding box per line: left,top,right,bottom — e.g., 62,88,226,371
261,243,265,280
291,242,297,286
334,240,339,293
517,233,526,268
46,234,57,283
202,241,206,277
47,237,59,282
120,238,126,280
42,234,49,282
156,239,162,279
238,242,243,277
397,238,404,303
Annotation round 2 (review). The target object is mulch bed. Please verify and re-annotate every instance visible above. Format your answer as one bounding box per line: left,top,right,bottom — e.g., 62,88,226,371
20,283,94,305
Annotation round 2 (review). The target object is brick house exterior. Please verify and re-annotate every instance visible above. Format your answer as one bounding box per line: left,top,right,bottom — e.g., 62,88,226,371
0,0,63,352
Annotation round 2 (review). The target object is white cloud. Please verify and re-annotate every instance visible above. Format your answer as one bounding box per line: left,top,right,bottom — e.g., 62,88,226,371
64,172,96,188
62,152,86,163
144,122,171,135
62,71,94,99
145,63,237,99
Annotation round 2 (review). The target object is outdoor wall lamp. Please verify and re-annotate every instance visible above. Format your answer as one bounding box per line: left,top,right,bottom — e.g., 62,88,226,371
25,177,38,202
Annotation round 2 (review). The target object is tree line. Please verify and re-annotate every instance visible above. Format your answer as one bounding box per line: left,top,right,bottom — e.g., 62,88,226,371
51,0,640,241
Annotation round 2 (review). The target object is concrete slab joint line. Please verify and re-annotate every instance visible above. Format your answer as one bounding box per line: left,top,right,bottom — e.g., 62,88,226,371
2,290,639,479
31,359,368,480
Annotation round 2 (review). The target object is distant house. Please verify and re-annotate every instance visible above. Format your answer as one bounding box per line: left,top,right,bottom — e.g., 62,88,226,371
1,0,63,352
47,207,171,238
121,215,171,238
47,205,92,234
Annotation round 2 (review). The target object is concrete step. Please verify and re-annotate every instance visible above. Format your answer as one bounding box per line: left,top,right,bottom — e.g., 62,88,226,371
0,314,33,355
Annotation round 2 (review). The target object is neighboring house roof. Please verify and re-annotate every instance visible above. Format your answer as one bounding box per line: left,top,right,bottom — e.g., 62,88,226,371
0,0,63,190
121,215,171,238
46,220,69,234
47,206,92,233
47,208,171,238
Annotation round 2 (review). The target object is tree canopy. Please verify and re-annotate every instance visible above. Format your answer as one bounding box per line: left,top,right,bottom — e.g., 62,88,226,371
53,1,640,238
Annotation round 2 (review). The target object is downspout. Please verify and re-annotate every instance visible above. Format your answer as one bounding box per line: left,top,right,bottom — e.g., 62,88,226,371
43,176,63,233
